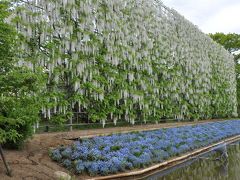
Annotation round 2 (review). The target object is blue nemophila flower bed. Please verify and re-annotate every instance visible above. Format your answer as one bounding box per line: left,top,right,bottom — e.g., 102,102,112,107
50,120,240,176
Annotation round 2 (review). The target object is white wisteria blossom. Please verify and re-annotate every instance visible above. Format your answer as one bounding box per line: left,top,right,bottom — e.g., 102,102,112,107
13,0,238,125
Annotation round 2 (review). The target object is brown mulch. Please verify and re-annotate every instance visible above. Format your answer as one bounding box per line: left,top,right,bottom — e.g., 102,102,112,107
0,119,226,180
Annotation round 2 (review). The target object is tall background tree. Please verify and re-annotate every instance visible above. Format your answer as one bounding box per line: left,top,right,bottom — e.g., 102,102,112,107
209,32,240,114
0,1,45,148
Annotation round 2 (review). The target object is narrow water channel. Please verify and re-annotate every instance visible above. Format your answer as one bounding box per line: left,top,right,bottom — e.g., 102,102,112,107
143,141,240,180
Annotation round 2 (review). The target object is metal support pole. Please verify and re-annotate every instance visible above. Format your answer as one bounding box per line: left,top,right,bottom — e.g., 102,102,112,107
69,117,73,131
0,145,12,176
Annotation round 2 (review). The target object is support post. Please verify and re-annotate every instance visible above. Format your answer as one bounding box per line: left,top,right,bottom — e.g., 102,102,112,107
69,117,73,131
0,145,12,176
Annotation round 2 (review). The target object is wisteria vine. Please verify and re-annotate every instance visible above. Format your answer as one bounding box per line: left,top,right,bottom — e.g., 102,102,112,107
12,0,237,125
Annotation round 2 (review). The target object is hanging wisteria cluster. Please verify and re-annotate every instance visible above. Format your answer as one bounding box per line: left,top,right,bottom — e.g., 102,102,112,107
13,0,238,125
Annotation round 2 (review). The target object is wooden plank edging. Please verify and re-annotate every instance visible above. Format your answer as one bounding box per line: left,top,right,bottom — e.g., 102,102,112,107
85,135,240,180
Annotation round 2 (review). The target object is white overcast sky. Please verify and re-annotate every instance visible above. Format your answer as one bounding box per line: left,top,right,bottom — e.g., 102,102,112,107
162,0,240,34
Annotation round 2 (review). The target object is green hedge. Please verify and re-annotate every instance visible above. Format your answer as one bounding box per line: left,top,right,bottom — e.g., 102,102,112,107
14,0,238,125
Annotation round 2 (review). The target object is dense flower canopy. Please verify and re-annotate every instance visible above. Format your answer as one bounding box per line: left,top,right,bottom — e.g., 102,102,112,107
13,0,237,125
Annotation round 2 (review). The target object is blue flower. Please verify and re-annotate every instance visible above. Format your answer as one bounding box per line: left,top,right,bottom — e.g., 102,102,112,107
98,161,111,175
152,149,169,162
178,144,190,153
62,159,72,169
168,146,179,156
87,162,99,176
50,149,62,162
61,147,72,159
128,155,142,168
71,150,81,160
49,120,240,177
88,148,103,161
139,152,152,166
74,160,85,174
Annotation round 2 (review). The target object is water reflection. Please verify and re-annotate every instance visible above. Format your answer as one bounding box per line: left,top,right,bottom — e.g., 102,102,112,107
143,141,240,180
217,160,228,177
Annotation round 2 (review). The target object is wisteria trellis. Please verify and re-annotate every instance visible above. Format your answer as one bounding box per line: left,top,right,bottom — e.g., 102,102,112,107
14,0,238,125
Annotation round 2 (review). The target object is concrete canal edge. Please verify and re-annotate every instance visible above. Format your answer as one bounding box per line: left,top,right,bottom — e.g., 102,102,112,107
86,135,240,180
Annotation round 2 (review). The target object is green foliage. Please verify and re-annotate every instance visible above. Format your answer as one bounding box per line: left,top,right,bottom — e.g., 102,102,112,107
14,0,237,126
209,33,240,55
0,2,15,71
209,32,240,115
110,145,122,152
0,2,46,148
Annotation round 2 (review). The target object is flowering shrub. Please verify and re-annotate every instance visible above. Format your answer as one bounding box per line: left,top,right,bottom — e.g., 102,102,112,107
50,120,240,176
17,0,237,126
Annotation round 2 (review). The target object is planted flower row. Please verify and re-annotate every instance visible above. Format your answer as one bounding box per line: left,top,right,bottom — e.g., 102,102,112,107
50,120,240,176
